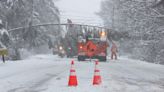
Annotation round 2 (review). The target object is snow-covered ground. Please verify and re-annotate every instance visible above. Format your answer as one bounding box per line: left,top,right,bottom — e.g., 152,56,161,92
0,55,164,92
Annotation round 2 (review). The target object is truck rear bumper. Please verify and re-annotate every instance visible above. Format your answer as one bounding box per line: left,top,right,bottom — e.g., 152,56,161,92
78,55,106,62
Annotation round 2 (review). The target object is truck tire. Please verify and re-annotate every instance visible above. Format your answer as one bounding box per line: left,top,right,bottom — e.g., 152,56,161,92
78,56,85,61
99,56,107,62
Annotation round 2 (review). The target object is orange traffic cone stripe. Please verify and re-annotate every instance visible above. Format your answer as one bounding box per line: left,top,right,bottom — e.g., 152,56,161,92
93,61,102,85
68,60,78,86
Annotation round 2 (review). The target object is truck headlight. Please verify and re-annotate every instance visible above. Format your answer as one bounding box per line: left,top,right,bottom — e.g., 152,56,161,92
80,46,83,49
59,46,63,50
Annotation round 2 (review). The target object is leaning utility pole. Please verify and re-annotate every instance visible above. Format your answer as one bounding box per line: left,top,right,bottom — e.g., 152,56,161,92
112,6,115,30
28,0,34,49
30,0,34,26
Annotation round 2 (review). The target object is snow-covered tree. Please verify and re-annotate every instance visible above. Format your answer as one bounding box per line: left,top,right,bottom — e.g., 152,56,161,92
99,0,164,64
0,19,10,48
0,0,60,60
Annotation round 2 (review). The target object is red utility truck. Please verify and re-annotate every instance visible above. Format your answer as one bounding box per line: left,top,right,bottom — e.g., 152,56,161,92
77,31,108,61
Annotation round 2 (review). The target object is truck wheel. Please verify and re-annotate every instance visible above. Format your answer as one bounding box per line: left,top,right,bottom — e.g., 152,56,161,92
99,56,107,62
78,56,85,61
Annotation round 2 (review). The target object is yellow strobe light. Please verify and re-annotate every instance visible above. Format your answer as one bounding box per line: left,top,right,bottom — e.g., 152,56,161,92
101,31,106,37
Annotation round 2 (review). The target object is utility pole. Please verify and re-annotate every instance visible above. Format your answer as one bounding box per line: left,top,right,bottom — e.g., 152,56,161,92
5,21,8,30
30,0,34,26
112,6,115,30
28,0,34,49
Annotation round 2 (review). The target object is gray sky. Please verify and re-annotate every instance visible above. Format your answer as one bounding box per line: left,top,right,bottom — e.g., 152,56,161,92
55,0,103,26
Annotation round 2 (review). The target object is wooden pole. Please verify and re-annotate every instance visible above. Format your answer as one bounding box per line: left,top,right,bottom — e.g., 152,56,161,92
2,55,5,63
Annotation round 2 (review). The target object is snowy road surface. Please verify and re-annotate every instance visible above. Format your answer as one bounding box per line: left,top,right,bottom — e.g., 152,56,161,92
0,55,164,92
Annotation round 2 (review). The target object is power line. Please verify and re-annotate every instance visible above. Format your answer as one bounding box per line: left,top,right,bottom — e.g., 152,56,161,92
60,14,100,20
60,19,103,26
60,15,103,25
58,9,97,15
8,23,110,32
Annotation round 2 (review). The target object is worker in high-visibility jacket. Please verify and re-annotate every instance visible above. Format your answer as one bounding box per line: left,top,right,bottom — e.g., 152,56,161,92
111,42,118,60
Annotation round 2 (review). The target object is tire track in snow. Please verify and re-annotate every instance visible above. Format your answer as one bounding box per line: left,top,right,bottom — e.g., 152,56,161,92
0,65,57,79
108,62,164,92
7,65,69,92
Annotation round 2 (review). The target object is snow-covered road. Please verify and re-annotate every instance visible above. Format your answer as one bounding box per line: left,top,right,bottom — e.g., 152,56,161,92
0,55,164,92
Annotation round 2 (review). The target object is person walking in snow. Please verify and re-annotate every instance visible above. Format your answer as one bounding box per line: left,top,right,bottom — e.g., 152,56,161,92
111,41,118,60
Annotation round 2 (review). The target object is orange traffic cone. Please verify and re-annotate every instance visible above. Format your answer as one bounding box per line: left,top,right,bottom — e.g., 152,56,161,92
93,61,102,85
68,60,78,86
